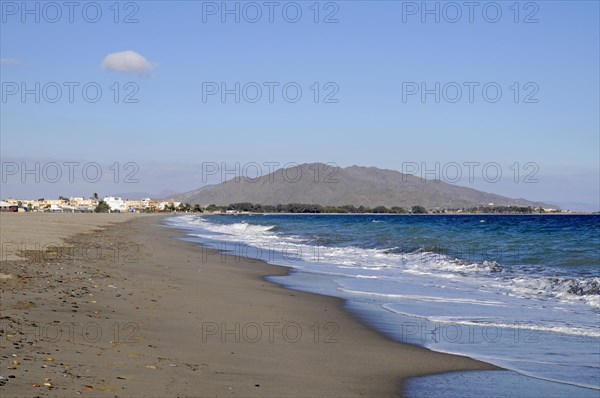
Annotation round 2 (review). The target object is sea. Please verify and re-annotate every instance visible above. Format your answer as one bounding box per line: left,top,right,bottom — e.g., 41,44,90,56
165,214,600,396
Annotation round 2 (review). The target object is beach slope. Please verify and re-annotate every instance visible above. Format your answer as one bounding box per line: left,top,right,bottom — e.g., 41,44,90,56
0,213,497,397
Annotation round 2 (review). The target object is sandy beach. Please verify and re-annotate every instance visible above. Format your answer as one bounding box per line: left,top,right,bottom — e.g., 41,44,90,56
0,213,497,397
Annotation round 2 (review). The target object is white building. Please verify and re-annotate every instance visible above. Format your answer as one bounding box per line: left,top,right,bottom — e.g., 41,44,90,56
103,196,126,212
0,200,15,211
46,204,64,213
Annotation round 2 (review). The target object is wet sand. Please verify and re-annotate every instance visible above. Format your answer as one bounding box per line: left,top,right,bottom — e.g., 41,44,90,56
0,213,497,397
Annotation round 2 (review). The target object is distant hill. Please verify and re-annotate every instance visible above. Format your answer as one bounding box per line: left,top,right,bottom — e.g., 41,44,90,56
170,163,552,209
155,189,180,199
549,201,599,213
167,184,215,202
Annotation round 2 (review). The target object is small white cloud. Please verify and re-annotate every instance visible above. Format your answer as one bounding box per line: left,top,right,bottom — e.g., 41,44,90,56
0,58,23,65
101,50,157,77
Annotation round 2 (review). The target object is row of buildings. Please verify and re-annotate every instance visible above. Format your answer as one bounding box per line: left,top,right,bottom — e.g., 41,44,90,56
0,197,181,213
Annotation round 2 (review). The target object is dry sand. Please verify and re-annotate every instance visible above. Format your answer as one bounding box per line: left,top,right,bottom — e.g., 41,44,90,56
0,212,143,261
0,213,498,397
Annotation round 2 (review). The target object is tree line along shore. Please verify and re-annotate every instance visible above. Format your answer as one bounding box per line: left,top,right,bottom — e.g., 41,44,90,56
2,198,570,214
144,202,564,215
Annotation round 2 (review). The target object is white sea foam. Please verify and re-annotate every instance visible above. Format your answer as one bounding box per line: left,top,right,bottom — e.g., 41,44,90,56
166,215,600,389
170,215,600,336
381,304,600,338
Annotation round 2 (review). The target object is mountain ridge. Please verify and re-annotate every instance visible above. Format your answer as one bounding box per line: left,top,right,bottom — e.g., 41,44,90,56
170,163,554,209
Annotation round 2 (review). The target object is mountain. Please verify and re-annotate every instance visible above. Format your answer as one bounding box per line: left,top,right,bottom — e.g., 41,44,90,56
549,201,599,213
171,163,553,209
155,189,180,199
167,184,215,202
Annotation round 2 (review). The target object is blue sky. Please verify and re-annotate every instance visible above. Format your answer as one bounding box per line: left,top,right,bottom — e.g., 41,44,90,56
1,1,599,210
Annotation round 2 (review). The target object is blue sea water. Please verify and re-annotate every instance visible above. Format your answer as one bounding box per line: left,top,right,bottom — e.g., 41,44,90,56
165,214,600,392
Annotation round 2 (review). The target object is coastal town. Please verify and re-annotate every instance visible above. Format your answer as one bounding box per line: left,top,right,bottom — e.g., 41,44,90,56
0,196,185,213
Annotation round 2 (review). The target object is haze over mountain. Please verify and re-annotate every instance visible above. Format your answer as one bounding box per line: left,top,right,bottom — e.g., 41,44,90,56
170,163,552,209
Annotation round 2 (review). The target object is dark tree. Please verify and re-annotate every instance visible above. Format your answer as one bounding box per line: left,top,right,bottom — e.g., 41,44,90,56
411,205,428,214
95,201,111,213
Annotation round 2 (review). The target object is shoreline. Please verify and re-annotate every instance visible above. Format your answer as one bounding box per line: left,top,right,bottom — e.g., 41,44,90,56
206,212,595,216
1,213,498,396
167,213,600,394
153,216,506,394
